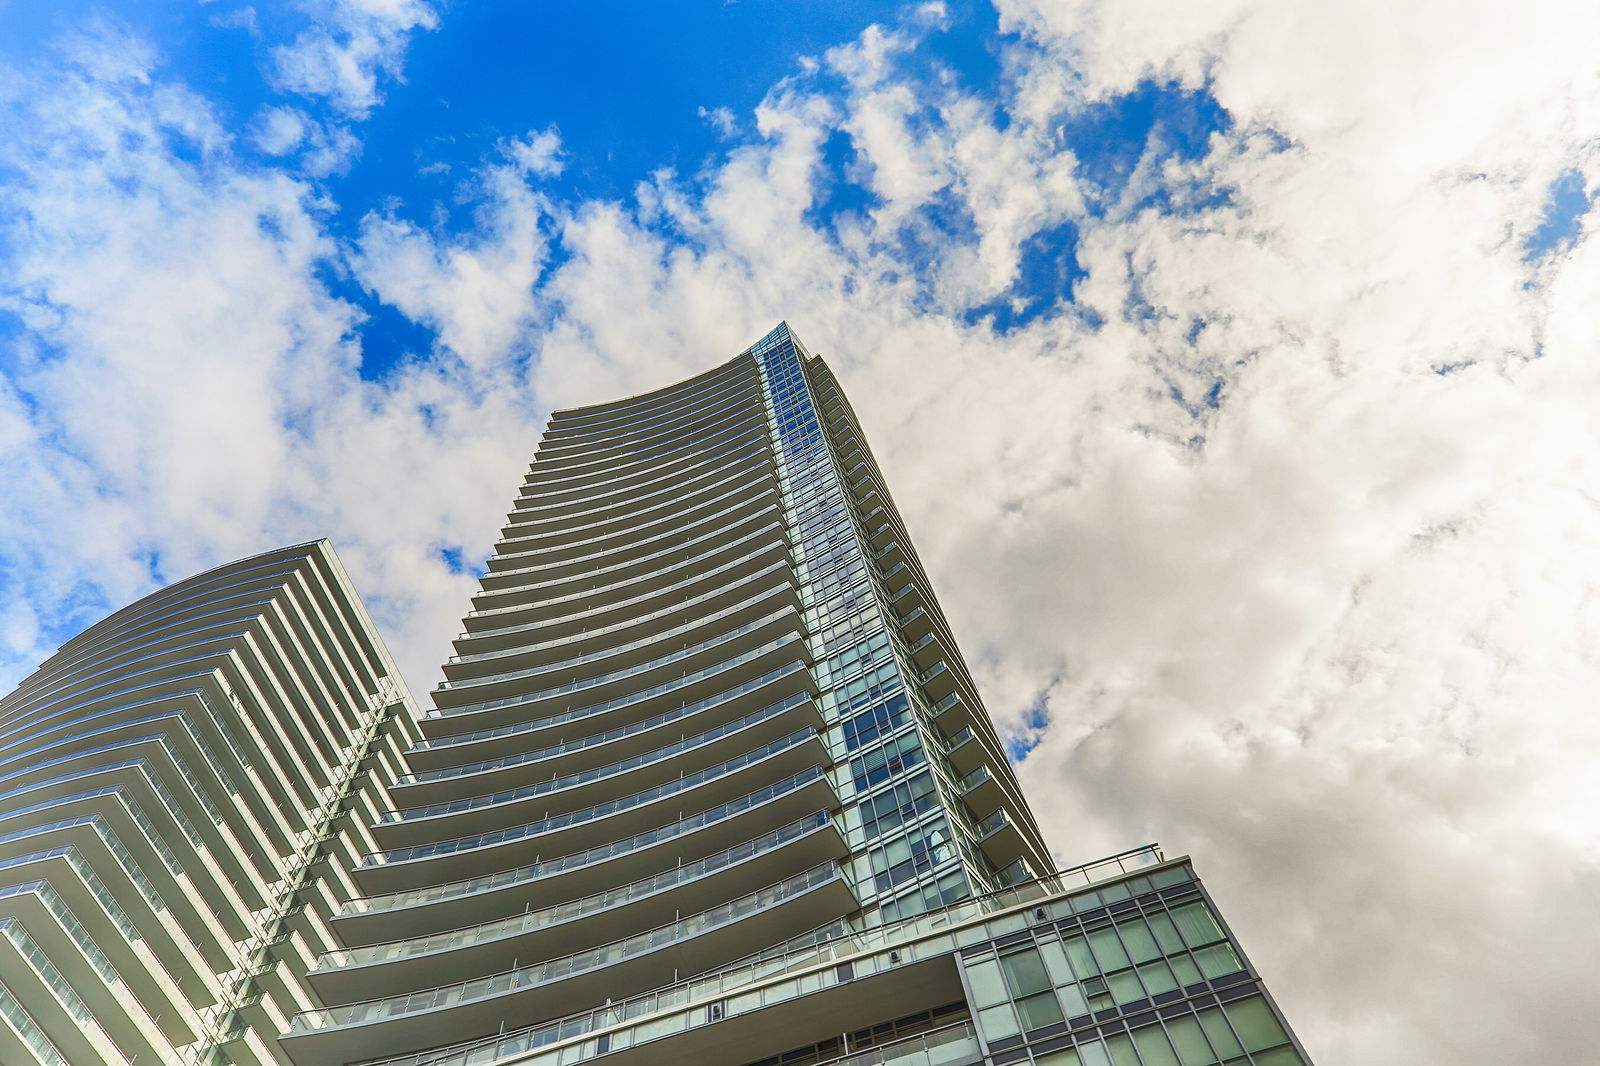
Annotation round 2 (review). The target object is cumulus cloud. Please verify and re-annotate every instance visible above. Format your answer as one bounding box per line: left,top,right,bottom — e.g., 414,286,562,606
4,5,1600,1065
0,24,533,701
269,0,438,118
348,160,550,370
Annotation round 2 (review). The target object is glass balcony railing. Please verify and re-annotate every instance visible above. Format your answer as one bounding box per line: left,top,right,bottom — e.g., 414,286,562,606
291,863,845,1032
399,683,810,786
464,525,785,621
450,560,786,662
339,767,829,916
319,812,833,970
357,847,1169,1066
437,594,789,695
943,727,975,755
489,488,773,579
517,418,765,505
976,808,1010,839
481,503,780,613
815,1021,980,1066
517,412,764,498
360,731,821,867
502,466,776,561
532,401,764,475
456,551,786,644
383,697,811,824
536,380,761,462
539,369,756,447
521,422,766,507
956,766,992,795
420,633,807,749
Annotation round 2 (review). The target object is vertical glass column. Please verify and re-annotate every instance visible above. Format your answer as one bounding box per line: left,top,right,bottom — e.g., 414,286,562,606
749,325,994,925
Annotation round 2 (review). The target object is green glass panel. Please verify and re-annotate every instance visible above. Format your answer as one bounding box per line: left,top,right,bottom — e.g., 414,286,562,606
1040,938,1075,984
1070,890,1102,913
1132,1024,1182,1066
1108,969,1147,1004
1119,918,1162,963
1100,881,1132,902
1137,959,1179,995
1151,865,1193,888
1194,943,1244,979
1078,1042,1113,1066
1171,903,1225,948
1165,1016,1218,1066
1224,997,1289,1052
964,958,1008,1008
977,1003,1019,1041
1088,929,1131,970
1197,1007,1245,1058
1171,954,1203,987
1252,1049,1304,1065
1017,991,1066,1031
1001,948,1052,997
1106,1033,1141,1066
1149,913,1185,955
1065,936,1100,978
1056,982,1089,1018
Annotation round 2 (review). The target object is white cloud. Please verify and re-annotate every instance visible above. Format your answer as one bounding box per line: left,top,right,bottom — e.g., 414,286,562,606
252,104,308,154
503,126,564,177
0,26,534,702
699,104,738,138
348,161,549,370
269,0,438,118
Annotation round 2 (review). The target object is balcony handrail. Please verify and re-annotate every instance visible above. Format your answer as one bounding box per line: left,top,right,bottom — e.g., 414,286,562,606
337,767,830,915
315,811,833,970
290,862,845,1032
352,845,1166,1066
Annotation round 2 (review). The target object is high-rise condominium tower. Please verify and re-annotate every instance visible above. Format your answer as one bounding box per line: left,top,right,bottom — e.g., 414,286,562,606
0,324,1311,1066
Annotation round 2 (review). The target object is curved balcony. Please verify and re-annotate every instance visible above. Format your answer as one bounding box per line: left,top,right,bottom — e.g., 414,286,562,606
498,458,777,558
308,811,846,1000
535,374,761,457
477,490,780,600
411,638,809,769
449,560,790,667
512,436,772,532
540,354,750,436
282,863,858,1066
332,766,838,943
458,541,790,648
514,418,768,512
523,406,765,483
492,444,768,563
439,583,796,714
374,697,823,847
435,600,799,713
396,682,814,804
536,380,765,468
352,731,829,894
468,511,786,621
539,359,755,445
489,491,780,594
427,612,806,730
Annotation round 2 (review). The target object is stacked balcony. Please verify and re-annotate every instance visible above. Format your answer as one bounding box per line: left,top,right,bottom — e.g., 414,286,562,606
285,353,856,1066
0,542,413,1066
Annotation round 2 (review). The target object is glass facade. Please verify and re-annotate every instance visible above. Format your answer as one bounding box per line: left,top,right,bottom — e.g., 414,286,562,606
0,325,1309,1066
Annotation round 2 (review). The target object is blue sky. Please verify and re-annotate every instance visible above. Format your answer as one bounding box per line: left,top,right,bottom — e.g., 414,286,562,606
3,2,1600,1063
